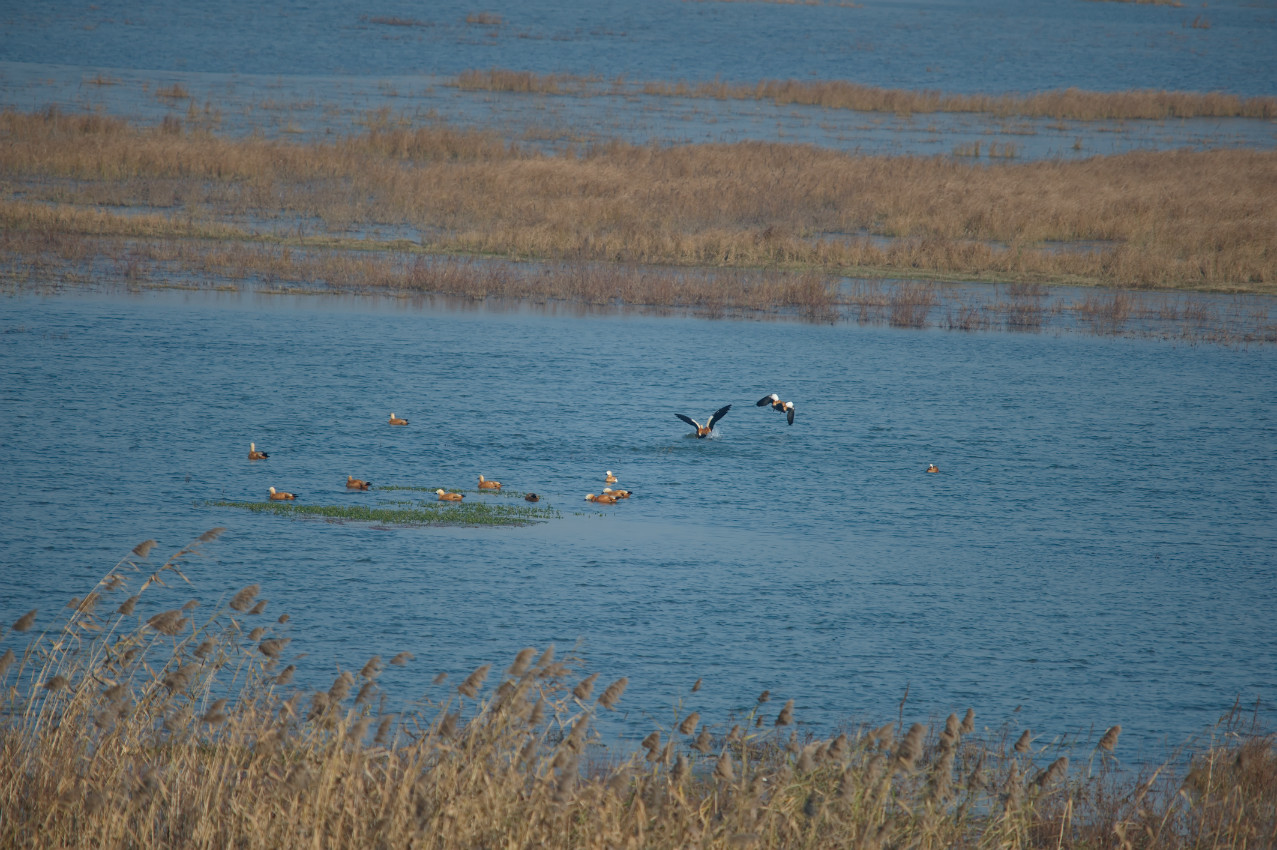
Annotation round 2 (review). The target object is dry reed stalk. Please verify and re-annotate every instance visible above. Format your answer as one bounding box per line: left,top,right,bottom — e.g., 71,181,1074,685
4,531,1277,850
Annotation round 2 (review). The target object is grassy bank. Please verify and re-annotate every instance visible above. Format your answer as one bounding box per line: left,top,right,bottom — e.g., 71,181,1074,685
2,533,1274,849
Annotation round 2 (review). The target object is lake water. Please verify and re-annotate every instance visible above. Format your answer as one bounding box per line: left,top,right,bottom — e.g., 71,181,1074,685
3,0,1276,761
2,290,1274,760
3,0,1276,157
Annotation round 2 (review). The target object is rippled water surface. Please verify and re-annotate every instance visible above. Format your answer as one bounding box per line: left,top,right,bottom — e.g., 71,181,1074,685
2,291,1274,759
3,0,1276,156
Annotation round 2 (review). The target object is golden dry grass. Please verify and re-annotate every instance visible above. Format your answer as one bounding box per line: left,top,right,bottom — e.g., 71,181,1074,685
2,532,1275,849
643,79,1277,119
2,107,1275,307
445,68,1276,120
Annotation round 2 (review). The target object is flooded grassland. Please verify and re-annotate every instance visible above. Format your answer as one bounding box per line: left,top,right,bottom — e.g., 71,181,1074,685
2,107,1275,344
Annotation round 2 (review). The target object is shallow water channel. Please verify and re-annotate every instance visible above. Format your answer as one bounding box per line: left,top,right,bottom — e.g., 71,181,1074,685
2,290,1274,761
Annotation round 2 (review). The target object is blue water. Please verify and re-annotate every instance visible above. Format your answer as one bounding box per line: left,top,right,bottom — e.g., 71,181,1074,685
4,0,1274,95
2,0,1275,157
2,291,1275,760
3,0,1276,760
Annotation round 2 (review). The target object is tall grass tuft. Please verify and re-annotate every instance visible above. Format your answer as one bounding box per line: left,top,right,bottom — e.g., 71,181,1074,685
3,533,1276,848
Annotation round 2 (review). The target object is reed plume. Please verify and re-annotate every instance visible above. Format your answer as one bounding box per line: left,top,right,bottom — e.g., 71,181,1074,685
508,647,536,676
457,664,490,698
146,609,188,635
573,672,599,701
1098,725,1121,752
598,677,628,710
229,584,260,612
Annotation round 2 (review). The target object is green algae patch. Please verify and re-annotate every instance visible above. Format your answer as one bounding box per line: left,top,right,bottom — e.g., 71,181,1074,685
206,498,557,527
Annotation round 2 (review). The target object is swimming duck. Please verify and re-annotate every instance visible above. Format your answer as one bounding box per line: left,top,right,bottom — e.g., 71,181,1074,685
603,487,631,499
926,464,939,474
605,470,618,483
268,486,296,501
248,442,269,460
478,474,502,490
756,394,796,425
524,493,540,503
585,493,617,504
388,413,408,426
676,404,731,438
346,475,372,490
436,489,464,502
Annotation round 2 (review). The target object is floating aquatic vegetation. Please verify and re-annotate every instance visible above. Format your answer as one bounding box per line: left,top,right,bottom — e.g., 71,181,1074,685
206,497,557,526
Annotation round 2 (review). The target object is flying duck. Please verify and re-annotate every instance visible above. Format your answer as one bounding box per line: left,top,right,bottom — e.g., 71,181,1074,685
268,486,296,501
346,475,372,490
585,493,617,504
926,464,939,474
388,413,408,426
605,470,618,483
436,489,464,502
756,394,796,425
478,474,501,490
248,442,269,460
675,404,731,438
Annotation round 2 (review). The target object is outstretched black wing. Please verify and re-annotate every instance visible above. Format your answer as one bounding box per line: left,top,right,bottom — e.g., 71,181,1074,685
786,406,795,425
708,404,732,430
675,413,701,430
756,394,778,407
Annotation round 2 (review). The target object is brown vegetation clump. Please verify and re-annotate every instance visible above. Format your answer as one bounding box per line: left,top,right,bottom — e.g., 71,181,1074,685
643,77,1276,120
449,68,1275,120
2,533,1276,849
1,108,1275,342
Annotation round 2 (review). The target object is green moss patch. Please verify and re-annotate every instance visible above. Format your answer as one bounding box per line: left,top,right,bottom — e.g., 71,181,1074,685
206,497,557,527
